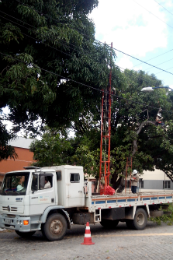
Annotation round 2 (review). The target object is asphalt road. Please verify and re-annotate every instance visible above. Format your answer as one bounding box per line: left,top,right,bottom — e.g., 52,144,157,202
0,221,173,260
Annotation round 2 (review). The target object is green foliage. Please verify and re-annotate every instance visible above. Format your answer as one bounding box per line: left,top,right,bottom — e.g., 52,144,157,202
71,145,100,176
30,128,72,167
0,0,113,133
0,0,113,160
0,120,17,161
150,204,173,226
30,127,100,176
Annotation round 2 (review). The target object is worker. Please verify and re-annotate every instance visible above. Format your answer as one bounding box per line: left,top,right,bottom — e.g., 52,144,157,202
44,177,51,189
156,112,164,126
16,176,25,192
130,170,139,194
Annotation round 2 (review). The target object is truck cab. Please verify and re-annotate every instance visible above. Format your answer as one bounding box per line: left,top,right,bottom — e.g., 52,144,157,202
0,165,85,240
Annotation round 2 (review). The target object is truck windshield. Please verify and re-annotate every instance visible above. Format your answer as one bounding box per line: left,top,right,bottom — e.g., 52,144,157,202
1,172,29,195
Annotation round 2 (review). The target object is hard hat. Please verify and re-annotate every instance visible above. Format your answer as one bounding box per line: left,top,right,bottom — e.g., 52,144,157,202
157,113,162,117
132,169,138,175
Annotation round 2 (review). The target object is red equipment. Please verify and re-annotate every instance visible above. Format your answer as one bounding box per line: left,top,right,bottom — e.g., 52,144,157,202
99,43,113,194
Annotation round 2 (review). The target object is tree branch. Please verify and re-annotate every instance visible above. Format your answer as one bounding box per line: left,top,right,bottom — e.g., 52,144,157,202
132,120,156,157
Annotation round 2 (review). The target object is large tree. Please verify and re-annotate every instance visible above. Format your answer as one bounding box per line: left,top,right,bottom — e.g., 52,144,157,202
110,69,173,188
67,69,173,188
0,0,116,159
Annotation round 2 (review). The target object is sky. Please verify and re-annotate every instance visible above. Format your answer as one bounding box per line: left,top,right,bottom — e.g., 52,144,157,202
90,0,173,88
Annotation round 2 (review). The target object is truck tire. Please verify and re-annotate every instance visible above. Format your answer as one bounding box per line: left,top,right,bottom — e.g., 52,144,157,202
132,208,147,230
100,219,119,229
42,213,67,241
15,230,35,238
150,210,163,217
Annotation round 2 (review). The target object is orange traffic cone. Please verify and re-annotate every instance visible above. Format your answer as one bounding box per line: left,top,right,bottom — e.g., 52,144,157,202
81,222,95,245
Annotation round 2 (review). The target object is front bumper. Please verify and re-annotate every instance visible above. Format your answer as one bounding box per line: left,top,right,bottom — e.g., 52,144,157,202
0,214,40,232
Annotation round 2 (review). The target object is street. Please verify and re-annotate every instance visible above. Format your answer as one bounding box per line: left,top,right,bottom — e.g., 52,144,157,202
0,222,173,260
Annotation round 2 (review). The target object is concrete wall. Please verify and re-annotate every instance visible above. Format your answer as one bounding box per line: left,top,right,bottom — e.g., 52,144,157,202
140,168,171,181
138,168,173,190
141,180,173,190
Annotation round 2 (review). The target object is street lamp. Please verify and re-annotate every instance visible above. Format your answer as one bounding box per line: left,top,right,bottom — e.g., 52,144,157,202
141,86,173,92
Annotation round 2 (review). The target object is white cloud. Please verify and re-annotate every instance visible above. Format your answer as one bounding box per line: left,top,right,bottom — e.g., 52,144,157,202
116,56,134,71
90,0,168,57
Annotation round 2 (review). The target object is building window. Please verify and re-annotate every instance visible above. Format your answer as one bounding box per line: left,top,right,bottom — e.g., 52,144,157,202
70,173,80,183
139,179,144,188
163,181,170,189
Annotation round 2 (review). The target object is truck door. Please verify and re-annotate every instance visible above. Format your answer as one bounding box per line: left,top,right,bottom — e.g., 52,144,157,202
67,171,85,207
29,173,56,215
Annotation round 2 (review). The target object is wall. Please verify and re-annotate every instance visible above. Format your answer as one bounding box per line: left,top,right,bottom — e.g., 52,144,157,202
140,168,171,181
0,147,34,178
139,168,173,190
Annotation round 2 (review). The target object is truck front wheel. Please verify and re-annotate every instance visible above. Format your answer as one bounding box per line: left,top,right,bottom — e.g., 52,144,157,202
132,208,147,230
42,213,67,241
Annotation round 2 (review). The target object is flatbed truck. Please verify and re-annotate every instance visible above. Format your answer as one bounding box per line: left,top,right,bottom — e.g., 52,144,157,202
0,165,172,241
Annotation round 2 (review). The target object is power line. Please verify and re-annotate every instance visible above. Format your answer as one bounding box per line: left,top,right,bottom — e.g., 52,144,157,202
2,10,173,79
0,15,77,59
0,12,114,68
111,46,173,76
154,65,173,76
1,51,173,115
13,0,173,75
0,10,83,53
145,57,173,71
132,0,173,30
133,48,173,68
153,0,173,17
0,51,103,92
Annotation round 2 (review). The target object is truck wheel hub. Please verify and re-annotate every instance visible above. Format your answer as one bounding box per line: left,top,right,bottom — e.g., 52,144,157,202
136,213,144,225
50,220,62,234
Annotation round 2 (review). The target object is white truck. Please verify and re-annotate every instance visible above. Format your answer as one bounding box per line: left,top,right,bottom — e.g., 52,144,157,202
0,165,172,241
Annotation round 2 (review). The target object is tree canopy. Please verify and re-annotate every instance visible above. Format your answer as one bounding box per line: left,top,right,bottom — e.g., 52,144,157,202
30,69,173,188
1,1,173,186
0,0,119,160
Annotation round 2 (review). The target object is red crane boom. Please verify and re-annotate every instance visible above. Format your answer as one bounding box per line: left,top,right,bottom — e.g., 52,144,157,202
99,43,113,194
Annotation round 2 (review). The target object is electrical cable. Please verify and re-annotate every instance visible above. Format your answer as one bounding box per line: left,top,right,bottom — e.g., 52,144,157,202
132,0,173,30
0,14,95,61
1,51,173,115
132,48,173,68
7,0,173,79
14,0,173,72
153,0,173,18
111,46,173,76
0,15,127,75
0,13,114,67
1,11,173,78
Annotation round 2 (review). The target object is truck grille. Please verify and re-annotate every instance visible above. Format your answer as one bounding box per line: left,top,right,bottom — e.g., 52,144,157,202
1,206,23,213
11,207,17,212
2,206,17,212
2,206,9,211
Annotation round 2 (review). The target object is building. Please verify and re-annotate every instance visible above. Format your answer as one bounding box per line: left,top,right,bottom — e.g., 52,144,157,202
0,137,34,185
139,168,173,190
